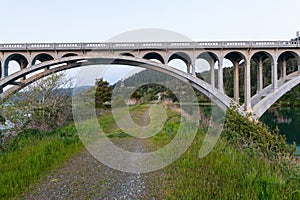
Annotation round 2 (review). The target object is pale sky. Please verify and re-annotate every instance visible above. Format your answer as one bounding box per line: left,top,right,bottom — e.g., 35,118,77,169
1,0,300,43
2,0,300,85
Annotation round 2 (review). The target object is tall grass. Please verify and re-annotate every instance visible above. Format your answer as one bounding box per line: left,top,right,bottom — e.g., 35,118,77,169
150,108,300,199
0,126,83,199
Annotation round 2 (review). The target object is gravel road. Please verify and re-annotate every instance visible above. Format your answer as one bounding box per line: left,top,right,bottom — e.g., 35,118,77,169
20,105,166,199
20,138,165,200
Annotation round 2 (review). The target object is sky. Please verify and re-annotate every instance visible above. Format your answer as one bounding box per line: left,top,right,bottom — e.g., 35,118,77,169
2,0,300,85
1,0,300,43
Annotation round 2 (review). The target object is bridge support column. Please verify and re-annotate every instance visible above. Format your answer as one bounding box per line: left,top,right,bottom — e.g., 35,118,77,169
298,61,300,76
0,63,3,79
20,61,27,80
0,61,2,93
272,60,278,91
282,58,287,79
191,60,196,76
244,59,251,111
218,58,224,93
210,59,215,87
233,60,239,103
187,62,191,74
257,58,263,95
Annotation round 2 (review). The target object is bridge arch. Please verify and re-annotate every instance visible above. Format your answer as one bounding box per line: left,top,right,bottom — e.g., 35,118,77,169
224,51,247,64
196,52,219,84
251,51,274,94
223,51,247,103
142,52,165,64
4,53,29,77
168,52,192,73
31,53,54,65
253,75,300,118
62,53,79,58
277,51,300,78
168,52,192,64
0,56,235,114
197,52,219,63
119,52,135,57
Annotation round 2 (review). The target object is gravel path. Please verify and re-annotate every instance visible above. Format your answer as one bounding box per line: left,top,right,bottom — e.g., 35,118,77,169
20,106,166,200
20,138,165,200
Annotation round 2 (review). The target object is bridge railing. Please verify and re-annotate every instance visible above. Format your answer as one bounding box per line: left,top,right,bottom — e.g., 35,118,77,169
0,41,299,51
0,43,27,50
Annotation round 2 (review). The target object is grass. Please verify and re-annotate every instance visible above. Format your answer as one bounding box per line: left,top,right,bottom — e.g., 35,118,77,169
150,107,300,200
153,135,300,199
1,103,300,199
0,126,83,199
0,106,136,199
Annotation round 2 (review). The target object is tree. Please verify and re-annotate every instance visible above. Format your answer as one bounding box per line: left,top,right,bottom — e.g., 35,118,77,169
95,78,112,108
2,72,73,131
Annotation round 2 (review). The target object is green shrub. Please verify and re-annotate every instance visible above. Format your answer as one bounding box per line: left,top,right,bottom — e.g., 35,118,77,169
223,106,296,161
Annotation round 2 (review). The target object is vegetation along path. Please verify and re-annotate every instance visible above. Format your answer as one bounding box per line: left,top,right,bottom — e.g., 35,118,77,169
20,104,165,199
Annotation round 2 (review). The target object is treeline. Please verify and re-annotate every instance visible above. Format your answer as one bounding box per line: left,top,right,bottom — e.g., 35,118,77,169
115,69,210,103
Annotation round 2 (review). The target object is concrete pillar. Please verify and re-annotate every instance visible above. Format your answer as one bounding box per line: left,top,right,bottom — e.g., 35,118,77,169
28,57,33,67
282,58,287,78
191,59,196,76
20,61,27,80
218,57,224,92
0,60,3,92
257,58,263,94
272,59,278,91
210,59,215,87
187,62,191,74
0,61,3,79
164,57,169,66
233,60,239,103
244,59,251,111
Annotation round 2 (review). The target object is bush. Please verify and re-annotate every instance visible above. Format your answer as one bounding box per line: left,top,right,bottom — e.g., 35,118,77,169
2,73,73,132
223,106,296,162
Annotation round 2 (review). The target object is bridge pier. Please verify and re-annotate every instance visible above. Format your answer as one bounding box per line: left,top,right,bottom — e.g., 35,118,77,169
187,62,191,74
282,58,287,78
257,58,263,95
244,59,251,111
218,57,224,93
233,60,239,103
0,63,3,79
210,59,215,87
20,61,27,80
191,60,196,76
272,59,278,91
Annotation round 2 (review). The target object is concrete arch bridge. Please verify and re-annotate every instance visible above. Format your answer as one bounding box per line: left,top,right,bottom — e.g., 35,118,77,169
1,41,300,118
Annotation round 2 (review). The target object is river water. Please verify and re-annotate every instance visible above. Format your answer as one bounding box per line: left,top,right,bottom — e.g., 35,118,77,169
260,106,300,152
